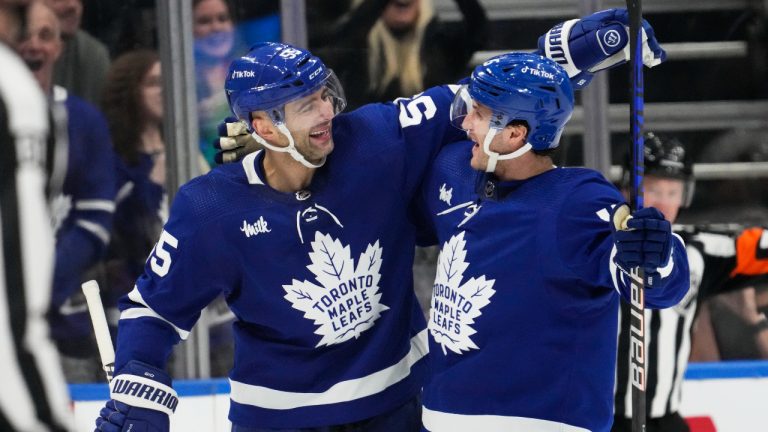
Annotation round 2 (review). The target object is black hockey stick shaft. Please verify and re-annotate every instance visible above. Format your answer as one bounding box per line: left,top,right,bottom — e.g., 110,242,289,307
626,0,647,431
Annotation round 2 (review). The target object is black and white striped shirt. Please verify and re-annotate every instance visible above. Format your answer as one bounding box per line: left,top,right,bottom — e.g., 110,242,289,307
0,43,72,432
615,225,768,419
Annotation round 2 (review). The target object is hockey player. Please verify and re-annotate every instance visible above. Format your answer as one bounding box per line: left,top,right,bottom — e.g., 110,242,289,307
412,53,689,432
18,1,116,381
612,133,768,432
95,9,667,432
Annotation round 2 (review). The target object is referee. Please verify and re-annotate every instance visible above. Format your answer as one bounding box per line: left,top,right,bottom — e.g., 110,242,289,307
0,1,72,430
613,133,768,432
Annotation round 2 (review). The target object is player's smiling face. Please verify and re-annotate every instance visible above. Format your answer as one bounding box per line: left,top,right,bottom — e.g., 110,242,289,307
283,87,336,163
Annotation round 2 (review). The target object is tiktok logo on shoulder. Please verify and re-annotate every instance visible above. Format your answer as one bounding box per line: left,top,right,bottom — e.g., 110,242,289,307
430,231,496,355
241,216,271,238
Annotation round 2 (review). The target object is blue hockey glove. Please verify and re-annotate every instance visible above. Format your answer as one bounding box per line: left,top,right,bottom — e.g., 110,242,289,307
611,205,672,286
537,8,666,89
213,116,261,164
94,360,177,432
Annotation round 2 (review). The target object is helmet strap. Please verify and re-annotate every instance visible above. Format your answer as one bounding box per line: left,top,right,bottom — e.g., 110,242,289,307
249,124,326,169
482,127,533,173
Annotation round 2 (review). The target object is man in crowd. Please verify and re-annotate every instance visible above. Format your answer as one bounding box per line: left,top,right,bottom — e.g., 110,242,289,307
18,0,116,382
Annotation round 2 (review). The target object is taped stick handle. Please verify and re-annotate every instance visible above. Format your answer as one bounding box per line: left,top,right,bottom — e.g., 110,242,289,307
81,280,115,382
612,203,633,231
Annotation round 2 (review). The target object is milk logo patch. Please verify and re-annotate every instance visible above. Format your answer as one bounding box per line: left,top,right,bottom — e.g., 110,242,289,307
283,232,389,347
430,231,496,355
241,216,271,238
439,183,453,205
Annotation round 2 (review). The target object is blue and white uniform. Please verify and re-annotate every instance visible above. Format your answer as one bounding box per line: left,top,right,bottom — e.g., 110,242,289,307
415,141,690,432
48,86,116,354
116,86,463,429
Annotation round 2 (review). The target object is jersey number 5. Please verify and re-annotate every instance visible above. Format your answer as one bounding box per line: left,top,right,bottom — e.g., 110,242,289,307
150,230,179,277
399,95,437,128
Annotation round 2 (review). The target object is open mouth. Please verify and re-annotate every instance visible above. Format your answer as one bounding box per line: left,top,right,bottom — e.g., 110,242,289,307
309,124,332,144
24,59,44,71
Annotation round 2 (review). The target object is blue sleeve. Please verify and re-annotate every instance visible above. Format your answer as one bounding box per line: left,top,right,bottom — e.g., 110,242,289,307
379,84,468,199
51,228,101,308
113,157,164,243
51,98,117,307
64,96,116,247
557,177,689,309
114,184,239,371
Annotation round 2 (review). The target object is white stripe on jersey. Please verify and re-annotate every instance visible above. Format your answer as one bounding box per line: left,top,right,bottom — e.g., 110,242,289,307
695,232,735,257
121,287,191,340
242,151,265,185
76,218,111,245
74,199,115,212
422,406,590,432
229,330,428,410
651,307,681,416
0,218,49,432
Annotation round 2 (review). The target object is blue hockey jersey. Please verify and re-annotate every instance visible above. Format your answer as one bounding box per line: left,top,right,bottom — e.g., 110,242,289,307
416,141,689,432
115,86,465,428
48,87,116,352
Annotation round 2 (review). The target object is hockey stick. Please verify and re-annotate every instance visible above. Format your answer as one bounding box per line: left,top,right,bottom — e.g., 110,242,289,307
626,0,647,431
81,280,115,382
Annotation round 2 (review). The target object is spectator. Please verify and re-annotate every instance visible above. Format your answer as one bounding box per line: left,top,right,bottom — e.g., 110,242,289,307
18,0,116,383
316,0,487,109
46,0,110,106
194,0,239,168
612,133,768,432
701,283,768,360
366,0,486,100
0,0,73,429
101,49,167,334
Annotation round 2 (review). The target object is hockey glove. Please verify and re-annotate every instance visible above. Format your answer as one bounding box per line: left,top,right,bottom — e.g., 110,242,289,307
537,8,666,89
611,205,672,287
94,360,177,432
213,116,261,164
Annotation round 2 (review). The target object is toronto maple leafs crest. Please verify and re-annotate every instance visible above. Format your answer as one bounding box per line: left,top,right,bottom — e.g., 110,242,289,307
283,232,389,347
430,231,495,355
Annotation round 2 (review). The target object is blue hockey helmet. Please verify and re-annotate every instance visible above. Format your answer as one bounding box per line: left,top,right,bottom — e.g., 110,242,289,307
225,42,346,130
451,52,574,151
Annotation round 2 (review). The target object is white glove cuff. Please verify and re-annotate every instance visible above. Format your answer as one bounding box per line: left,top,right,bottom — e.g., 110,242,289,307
544,19,582,78
110,373,179,416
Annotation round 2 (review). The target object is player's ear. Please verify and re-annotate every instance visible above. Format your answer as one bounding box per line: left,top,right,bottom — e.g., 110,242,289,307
251,113,275,139
504,123,528,146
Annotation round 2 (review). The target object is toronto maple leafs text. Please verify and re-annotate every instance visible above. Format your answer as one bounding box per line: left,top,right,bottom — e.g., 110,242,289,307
311,276,375,331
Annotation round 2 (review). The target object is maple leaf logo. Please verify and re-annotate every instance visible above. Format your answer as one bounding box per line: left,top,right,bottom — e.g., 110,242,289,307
430,231,496,355
283,232,389,347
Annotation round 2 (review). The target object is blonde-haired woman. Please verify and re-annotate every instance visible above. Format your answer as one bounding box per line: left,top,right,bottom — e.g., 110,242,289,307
320,0,486,108
369,0,486,99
